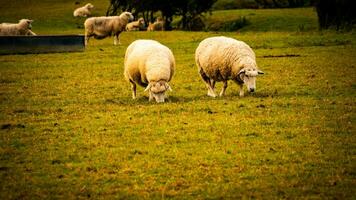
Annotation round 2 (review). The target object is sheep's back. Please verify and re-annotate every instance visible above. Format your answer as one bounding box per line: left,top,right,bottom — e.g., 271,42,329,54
0,23,20,35
125,40,174,84
196,36,255,80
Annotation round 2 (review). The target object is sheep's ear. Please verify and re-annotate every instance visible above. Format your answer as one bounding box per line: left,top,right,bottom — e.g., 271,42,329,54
165,83,172,92
258,70,264,75
144,83,152,92
238,69,245,75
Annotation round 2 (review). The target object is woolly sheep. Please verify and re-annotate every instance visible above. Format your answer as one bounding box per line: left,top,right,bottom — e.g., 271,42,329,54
126,17,145,31
195,36,264,97
147,18,164,31
84,11,134,45
0,19,36,36
124,39,175,103
73,3,94,17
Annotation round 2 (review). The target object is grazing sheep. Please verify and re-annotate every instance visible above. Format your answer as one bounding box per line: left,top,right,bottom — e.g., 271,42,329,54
126,17,145,31
73,3,94,17
84,11,134,45
0,19,36,36
124,39,175,103
147,18,164,31
195,36,264,97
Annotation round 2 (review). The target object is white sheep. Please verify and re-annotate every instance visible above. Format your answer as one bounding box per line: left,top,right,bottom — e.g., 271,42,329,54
0,19,36,36
147,18,164,31
84,11,134,45
73,3,94,17
126,17,145,31
124,39,175,103
195,36,264,97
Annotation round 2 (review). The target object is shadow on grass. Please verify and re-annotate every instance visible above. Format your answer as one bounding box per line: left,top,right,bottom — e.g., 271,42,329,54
104,92,277,106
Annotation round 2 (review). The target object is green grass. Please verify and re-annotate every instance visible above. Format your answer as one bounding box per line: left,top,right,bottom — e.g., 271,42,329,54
205,7,319,32
1,1,356,199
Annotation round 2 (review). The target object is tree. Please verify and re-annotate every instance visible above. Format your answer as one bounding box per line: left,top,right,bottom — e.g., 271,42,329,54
314,0,356,30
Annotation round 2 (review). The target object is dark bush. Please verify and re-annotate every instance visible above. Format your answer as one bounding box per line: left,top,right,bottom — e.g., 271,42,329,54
314,0,356,30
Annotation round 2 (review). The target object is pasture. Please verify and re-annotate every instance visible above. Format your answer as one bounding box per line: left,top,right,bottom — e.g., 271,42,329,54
0,0,355,199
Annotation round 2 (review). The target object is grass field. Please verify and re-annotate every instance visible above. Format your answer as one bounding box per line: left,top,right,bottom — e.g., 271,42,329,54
1,1,356,199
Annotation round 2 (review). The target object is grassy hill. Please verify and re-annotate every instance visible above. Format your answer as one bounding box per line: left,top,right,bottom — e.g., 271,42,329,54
1,1,318,33
0,0,355,199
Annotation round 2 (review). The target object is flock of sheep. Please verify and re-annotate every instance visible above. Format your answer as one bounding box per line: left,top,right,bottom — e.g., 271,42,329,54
0,3,264,103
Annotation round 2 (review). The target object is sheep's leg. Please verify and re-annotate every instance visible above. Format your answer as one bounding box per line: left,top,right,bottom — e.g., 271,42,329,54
220,81,228,96
84,33,90,46
148,92,154,102
210,80,216,90
199,68,216,97
129,80,136,99
114,34,121,45
239,84,244,97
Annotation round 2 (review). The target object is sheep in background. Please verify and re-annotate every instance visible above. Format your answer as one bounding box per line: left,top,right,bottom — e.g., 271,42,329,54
73,3,94,17
84,11,134,45
126,17,145,31
0,19,36,36
195,36,264,97
124,39,175,103
147,17,164,31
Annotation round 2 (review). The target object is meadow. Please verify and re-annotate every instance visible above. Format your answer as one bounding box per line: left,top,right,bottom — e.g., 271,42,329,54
0,0,355,199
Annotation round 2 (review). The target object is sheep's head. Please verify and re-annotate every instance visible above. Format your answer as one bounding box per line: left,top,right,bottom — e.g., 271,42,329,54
237,66,264,93
19,19,34,30
138,18,145,25
85,3,94,10
144,81,172,103
120,12,134,23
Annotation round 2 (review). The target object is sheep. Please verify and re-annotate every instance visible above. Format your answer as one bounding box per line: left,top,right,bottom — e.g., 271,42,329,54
73,3,94,17
84,11,134,45
124,39,175,103
126,17,145,31
0,19,36,36
195,36,264,97
147,17,164,31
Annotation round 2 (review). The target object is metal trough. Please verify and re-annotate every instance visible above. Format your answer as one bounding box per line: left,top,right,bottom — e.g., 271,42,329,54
0,35,85,55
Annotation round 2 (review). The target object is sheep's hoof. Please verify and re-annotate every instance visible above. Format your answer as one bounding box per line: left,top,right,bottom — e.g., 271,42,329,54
207,92,217,98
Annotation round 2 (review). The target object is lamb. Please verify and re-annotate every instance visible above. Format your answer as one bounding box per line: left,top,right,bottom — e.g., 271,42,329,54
124,39,175,103
195,36,264,97
73,3,94,17
0,19,36,36
147,17,164,31
84,11,134,45
126,17,145,31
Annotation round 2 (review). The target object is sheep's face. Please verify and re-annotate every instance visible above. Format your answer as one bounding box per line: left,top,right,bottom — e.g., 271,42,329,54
145,81,172,103
121,12,134,22
238,67,264,93
19,19,34,29
138,18,145,25
86,3,94,10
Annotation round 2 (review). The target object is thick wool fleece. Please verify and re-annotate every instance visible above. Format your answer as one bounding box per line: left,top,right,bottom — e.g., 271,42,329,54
195,36,257,81
124,39,175,87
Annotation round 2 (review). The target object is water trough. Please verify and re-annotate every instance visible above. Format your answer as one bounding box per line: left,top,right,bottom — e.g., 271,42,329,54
0,35,85,55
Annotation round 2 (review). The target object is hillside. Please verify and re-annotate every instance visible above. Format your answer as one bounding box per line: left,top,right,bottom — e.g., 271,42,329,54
0,1,318,33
